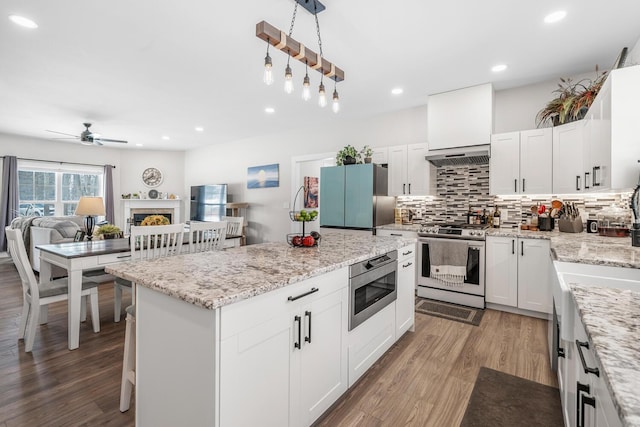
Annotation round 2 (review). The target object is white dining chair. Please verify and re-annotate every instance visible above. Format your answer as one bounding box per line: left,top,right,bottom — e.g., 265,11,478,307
221,216,243,237
118,223,185,413
5,227,100,352
189,221,227,253
113,223,185,322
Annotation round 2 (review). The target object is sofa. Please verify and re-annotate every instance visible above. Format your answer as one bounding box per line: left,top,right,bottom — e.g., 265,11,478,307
11,215,84,275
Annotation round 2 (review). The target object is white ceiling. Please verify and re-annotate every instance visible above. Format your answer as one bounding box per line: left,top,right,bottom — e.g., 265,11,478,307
1,0,639,151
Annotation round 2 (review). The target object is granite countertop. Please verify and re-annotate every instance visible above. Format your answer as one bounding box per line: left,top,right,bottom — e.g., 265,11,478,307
488,228,640,269
376,223,422,232
105,231,415,310
570,285,640,427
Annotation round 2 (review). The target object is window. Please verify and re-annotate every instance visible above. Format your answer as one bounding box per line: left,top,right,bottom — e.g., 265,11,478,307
18,161,103,217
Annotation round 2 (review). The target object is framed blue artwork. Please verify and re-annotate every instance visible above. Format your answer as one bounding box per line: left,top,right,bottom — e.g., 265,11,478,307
247,163,279,189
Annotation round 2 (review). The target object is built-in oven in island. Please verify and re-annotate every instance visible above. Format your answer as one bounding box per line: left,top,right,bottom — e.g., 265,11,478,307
349,251,397,330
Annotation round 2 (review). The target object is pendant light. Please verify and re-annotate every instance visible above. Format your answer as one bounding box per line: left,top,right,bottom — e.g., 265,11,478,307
318,78,327,108
332,83,340,113
302,61,311,101
263,39,273,85
284,53,294,94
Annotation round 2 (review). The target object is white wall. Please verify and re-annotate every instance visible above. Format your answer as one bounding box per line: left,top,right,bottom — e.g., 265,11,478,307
184,106,428,244
628,38,640,66
0,133,184,230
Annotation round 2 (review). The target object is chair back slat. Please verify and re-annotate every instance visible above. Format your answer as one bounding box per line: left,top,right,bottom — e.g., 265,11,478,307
130,224,185,261
5,227,39,299
221,216,243,236
189,221,227,253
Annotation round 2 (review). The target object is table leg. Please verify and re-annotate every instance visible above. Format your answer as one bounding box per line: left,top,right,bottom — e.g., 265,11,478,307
67,269,83,350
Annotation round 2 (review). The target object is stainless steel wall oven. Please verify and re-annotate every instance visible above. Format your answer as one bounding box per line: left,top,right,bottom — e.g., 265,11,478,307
349,251,397,330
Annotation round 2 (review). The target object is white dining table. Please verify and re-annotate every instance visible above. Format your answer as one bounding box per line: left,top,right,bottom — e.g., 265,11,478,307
37,238,131,350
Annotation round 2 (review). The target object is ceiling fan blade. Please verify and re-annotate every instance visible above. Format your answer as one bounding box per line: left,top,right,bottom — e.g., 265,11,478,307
93,140,104,146
46,130,79,137
51,137,79,140
94,138,128,144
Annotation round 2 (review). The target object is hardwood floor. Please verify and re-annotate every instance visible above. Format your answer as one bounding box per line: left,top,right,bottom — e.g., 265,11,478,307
0,255,556,426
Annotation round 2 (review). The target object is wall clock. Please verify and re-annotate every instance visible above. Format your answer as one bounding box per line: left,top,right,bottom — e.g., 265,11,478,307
142,167,163,187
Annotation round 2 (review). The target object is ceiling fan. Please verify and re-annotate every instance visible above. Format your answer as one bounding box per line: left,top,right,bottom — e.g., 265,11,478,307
46,123,128,146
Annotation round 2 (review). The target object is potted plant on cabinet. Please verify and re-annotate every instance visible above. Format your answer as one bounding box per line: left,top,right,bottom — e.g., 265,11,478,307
536,68,608,127
336,145,361,165
361,145,374,163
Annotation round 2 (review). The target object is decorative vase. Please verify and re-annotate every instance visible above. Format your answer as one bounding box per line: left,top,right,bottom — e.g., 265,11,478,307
344,155,356,165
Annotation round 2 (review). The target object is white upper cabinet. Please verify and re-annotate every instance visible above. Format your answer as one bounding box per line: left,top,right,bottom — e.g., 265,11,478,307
490,132,520,195
553,122,586,193
519,128,553,194
490,129,552,195
427,83,493,150
388,143,435,196
370,146,389,165
583,65,640,191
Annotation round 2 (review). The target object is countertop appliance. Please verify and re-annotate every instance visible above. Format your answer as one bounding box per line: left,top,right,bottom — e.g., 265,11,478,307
349,250,397,330
320,164,395,232
190,184,227,222
416,223,487,308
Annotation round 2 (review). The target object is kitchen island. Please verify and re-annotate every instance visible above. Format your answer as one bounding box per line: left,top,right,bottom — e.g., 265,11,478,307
105,231,416,426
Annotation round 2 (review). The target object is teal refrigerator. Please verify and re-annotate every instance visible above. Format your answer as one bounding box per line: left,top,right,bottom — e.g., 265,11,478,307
319,164,394,231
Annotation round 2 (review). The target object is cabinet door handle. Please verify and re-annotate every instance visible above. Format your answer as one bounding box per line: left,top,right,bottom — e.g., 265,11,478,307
521,241,524,256
576,175,581,191
390,233,402,236
593,166,601,187
512,239,515,255
514,179,517,193
287,287,319,302
294,315,302,349
576,381,591,427
402,261,412,268
402,250,413,256
403,183,406,195
580,394,596,427
575,340,600,376
522,178,526,193
584,172,590,189
557,322,565,358
408,183,411,194
304,311,312,343
117,255,132,259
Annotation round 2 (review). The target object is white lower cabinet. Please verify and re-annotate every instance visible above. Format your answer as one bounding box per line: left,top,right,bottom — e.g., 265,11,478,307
396,244,416,337
570,309,622,427
220,268,348,427
486,236,551,314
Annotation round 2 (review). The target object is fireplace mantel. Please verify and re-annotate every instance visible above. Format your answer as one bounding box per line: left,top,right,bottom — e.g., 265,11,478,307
123,199,182,229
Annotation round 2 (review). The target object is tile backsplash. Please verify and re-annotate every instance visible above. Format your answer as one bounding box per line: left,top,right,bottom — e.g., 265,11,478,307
397,164,633,227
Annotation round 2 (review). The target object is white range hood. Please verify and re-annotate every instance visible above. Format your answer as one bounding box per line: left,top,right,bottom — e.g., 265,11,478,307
427,83,494,151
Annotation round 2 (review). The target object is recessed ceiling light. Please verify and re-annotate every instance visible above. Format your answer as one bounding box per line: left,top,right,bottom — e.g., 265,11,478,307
9,15,38,29
136,143,143,147
491,64,508,72
195,126,204,132
544,10,567,24
391,88,404,95
264,107,275,114
161,136,170,140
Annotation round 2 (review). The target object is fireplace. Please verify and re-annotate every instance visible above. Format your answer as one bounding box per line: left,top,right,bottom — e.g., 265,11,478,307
122,199,182,233
131,210,174,226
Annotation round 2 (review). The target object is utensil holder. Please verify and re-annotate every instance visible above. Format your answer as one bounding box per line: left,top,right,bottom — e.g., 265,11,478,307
558,216,583,233
538,217,555,231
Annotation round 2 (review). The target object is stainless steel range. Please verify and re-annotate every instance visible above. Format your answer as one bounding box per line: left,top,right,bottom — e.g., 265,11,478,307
417,223,487,308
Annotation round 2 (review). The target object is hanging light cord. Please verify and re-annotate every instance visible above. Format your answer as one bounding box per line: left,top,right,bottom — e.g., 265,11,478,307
289,2,298,37
313,1,323,58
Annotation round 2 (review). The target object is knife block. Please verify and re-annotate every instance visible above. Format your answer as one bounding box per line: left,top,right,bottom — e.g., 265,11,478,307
558,216,583,233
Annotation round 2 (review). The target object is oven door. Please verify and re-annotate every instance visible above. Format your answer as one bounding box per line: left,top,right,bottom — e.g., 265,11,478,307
349,261,397,330
417,237,485,296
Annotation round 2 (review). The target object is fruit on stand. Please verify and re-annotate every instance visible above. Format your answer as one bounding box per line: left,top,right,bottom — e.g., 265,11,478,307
302,235,315,247
295,210,318,222
291,235,303,246
310,231,321,242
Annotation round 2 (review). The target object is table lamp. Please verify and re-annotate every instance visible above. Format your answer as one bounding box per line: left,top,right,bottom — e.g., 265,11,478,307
75,197,106,240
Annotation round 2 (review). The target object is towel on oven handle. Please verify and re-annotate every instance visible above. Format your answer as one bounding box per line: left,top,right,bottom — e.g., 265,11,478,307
428,239,469,286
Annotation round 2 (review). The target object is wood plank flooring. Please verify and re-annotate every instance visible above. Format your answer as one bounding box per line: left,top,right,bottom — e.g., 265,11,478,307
0,255,556,426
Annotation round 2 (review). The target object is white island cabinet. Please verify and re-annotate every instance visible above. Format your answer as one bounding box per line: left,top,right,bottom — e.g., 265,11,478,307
220,268,348,427
106,231,417,427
